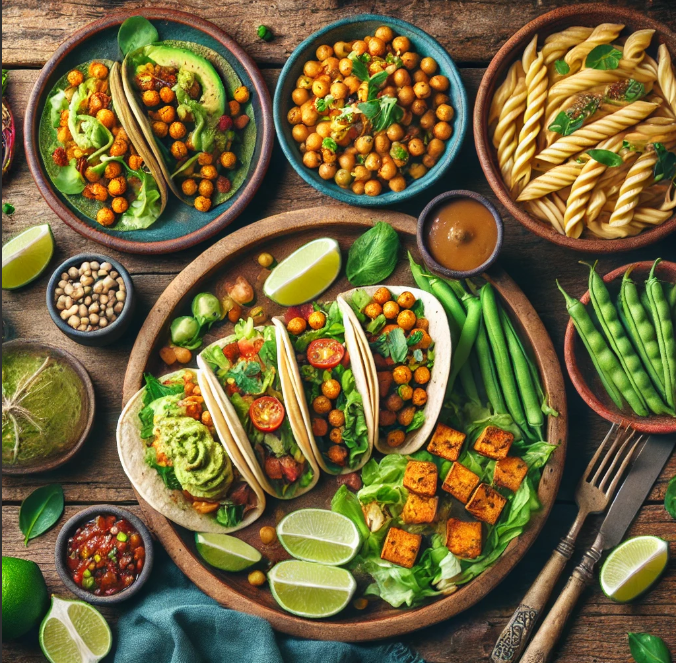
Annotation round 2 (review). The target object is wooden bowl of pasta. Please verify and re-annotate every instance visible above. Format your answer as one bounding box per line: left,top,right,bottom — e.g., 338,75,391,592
474,4,676,253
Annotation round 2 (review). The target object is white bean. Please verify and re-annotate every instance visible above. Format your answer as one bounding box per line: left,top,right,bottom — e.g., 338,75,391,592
93,281,104,294
77,324,87,331
115,290,126,302
92,294,99,301
80,275,94,286
99,318,108,328
72,289,84,302
80,317,89,326
58,280,68,288
90,261,100,270
65,296,73,309
68,266,79,279
89,302,99,313
56,298,66,311
101,262,113,271
81,261,90,273
84,296,92,306
60,272,68,281
100,295,109,305
110,314,117,322
55,287,64,296
106,307,114,319
102,276,116,290
64,283,74,296
61,305,78,320
110,271,119,279
67,315,80,328
78,304,88,317
114,301,124,314
90,313,100,325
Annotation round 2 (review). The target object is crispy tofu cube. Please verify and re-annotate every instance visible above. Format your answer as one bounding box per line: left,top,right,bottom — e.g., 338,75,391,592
473,426,514,460
446,518,483,559
402,492,439,524
380,527,422,568
494,456,529,492
465,483,508,525
427,423,466,461
442,462,481,504
403,460,438,497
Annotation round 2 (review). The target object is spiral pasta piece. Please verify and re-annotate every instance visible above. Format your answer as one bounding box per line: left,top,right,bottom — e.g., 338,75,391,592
490,61,520,137
587,217,646,238
657,44,676,117
517,160,585,201
624,116,676,150
526,196,566,234
542,26,594,64
633,189,676,224
608,149,658,227
564,23,624,73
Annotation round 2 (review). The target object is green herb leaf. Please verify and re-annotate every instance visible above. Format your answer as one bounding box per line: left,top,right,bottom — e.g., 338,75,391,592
19,484,64,546
366,314,387,335
554,59,570,75
315,95,334,113
2,69,8,95
348,52,370,82
257,25,273,42
228,360,263,395
587,149,623,167
118,16,159,57
216,501,245,527
346,221,401,286
322,137,338,152
653,143,676,183
624,79,645,102
406,409,426,432
367,70,389,99
357,96,403,132
548,111,585,136
666,475,676,520
387,327,409,363
407,330,423,346
628,633,672,663
3,202,15,215
585,44,623,70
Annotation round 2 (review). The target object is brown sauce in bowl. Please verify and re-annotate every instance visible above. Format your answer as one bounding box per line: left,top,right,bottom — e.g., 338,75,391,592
426,198,498,272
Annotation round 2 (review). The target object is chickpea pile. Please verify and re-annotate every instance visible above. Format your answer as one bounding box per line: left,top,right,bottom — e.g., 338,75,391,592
287,26,454,196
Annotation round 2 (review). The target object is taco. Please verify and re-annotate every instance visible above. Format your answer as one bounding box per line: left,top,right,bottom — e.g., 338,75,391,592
120,40,256,212
117,369,265,533
339,286,451,455
272,299,375,474
39,60,167,231
197,318,320,499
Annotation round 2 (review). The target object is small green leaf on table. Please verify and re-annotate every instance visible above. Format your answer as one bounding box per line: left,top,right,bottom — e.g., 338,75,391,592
628,633,672,663
665,475,676,520
19,484,65,546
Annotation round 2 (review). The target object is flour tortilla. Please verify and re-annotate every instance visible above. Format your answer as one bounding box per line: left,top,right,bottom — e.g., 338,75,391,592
116,368,265,532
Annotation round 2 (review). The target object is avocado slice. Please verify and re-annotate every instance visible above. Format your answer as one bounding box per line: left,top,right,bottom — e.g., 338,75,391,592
140,44,226,118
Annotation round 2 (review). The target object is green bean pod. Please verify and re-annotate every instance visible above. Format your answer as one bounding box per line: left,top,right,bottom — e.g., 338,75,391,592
475,318,508,414
617,266,666,400
645,259,676,410
586,262,670,415
447,296,483,392
407,251,433,295
558,281,647,415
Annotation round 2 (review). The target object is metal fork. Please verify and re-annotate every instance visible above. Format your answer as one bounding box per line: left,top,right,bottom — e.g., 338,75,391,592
490,423,642,663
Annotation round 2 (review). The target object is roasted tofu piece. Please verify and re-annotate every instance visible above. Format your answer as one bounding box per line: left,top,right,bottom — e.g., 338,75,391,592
380,527,422,568
427,423,466,461
446,518,483,559
494,456,529,492
403,460,438,497
442,462,481,504
473,426,514,460
402,492,439,524
465,483,508,525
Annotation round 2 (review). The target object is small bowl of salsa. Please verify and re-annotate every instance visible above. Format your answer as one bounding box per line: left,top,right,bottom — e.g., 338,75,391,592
417,190,503,279
55,505,154,605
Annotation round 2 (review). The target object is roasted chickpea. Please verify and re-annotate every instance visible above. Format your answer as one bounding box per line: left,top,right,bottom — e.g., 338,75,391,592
155,105,175,124
422,154,437,169
413,81,432,100
96,207,115,226
408,162,427,179
378,160,398,181
329,81,348,101
398,406,416,427
397,310,417,332
303,60,323,78
338,58,353,77
165,121,185,140
411,330,432,351
296,75,313,90
217,152,236,170
432,121,452,141
319,147,335,164
393,365,412,385
383,301,400,320
387,429,406,448
420,109,437,130
334,41,350,58
388,175,405,193
404,138,423,158
193,153,212,168
141,90,159,108
56,126,72,144
200,165,218,180
156,86,174,103
364,179,382,196
328,409,345,428
94,108,115,130
248,570,266,587
128,154,143,170
392,68,410,87
392,36,411,53
410,99,427,117
291,88,309,108
336,152,354,172
312,418,329,438
67,69,85,87
84,166,100,183
312,123,330,140
370,288,389,306
287,317,307,335
301,106,320,126
287,107,303,125
343,75,360,95
351,40,367,56
329,427,343,445
328,445,348,466
394,292,415,311
363,152,381,172
109,196,129,215
398,384,413,402
414,366,431,385
386,123,405,142
350,181,365,195
374,133,391,154
108,140,128,157
413,70,429,85
194,195,212,212
429,74,450,92
100,163,120,181
427,137,445,159
182,179,198,196
83,183,108,202
315,44,333,61
367,36,386,57
313,395,332,414
432,93,451,110
335,168,353,189
420,56,438,75
347,165,365,183
198,179,214,197
436,103,455,123
375,26,394,43
365,302,383,319
412,388,428,407
89,62,109,79
304,132,321,152
308,311,326,330
312,79,330,99
415,318,430,332
231,85,249,104
318,162,337,180
355,135,373,155
303,150,321,169
401,51,420,70
170,141,187,160
108,176,127,197
151,121,168,138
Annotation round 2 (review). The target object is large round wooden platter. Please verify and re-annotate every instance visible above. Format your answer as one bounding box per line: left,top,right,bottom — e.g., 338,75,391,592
122,206,567,641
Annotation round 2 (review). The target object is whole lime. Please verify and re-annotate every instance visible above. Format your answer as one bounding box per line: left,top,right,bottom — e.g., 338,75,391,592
2,556,50,641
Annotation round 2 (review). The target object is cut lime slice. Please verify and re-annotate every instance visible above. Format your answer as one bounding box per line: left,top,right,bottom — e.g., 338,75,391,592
2,223,54,290
600,535,669,603
277,508,361,566
268,560,356,618
39,596,112,663
195,532,262,572
263,237,341,306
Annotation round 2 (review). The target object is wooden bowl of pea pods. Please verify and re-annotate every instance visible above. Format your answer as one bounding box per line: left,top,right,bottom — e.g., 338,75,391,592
564,260,676,435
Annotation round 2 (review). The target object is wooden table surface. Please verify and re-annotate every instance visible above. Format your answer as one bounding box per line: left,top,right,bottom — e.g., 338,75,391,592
2,1,675,661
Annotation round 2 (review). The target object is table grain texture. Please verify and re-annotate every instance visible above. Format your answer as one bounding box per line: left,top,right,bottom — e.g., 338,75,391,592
2,1,675,661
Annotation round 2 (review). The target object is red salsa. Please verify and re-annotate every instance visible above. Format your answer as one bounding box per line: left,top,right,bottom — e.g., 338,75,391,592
66,514,145,596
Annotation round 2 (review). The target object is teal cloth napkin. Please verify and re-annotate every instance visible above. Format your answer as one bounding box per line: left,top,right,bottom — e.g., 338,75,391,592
113,547,424,663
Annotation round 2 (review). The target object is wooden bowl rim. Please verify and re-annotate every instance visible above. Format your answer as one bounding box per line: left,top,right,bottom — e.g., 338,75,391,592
119,206,567,641
474,3,676,254
563,260,676,434
23,7,273,255
1,338,96,474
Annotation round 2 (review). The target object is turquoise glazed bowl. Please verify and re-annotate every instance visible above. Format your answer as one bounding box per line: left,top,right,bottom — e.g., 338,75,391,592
274,15,468,207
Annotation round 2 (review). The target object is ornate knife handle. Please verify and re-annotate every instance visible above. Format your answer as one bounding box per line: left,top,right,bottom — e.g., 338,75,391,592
489,538,575,663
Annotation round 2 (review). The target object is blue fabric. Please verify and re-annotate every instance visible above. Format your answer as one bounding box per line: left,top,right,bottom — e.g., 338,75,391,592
113,547,424,663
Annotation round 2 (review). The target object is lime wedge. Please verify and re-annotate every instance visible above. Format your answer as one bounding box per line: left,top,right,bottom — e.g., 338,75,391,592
195,532,262,571
277,508,361,566
268,560,356,618
600,535,669,603
263,238,341,306
2,223,54,290
39,596,112,663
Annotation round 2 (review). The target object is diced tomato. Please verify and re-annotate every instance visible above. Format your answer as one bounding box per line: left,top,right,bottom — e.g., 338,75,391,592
299,303,314,320
265,456,283,480
222,342,240,361
341,349,351,367
279,456,302,483
250,396,285,432
238,337,264,358
307,339,345,369
226,382,242,397
284,306,302,324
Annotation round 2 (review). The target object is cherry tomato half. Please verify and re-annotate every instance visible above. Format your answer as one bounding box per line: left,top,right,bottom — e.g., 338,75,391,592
249,396,285,432
238,337,263,359
307,339,345,369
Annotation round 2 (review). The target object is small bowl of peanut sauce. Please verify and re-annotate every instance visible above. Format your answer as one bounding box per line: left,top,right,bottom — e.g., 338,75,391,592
417,190,503,279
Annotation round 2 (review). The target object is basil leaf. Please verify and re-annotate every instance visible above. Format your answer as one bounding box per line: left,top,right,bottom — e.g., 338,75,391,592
19,484,64,546
346,221,401,286
368,70,388,100
666,475,676,520
548,111,584,136
653,142,676,183
587,149,623,167
118,16,159,57
387,327,408,364
624,79,645,102
348,52,370,82
585,44,622,70
554,59,570,75
628,633,672,663
406,409,426,432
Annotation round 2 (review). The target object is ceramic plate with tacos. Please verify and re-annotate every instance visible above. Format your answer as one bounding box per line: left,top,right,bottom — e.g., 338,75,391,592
39,60,168,231
273,299,375,475
197,318,320,499
339,286,451,455
117,368,266,533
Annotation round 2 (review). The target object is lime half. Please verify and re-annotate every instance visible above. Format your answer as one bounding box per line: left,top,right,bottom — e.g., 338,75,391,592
277,508,361,566
39,596,112,663
268,560,356,618
263,238,341,306
600,535,669,603
2,223,54,290
195,532,262,572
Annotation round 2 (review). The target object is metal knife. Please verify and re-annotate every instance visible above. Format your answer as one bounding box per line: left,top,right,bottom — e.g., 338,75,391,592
520,434,675,663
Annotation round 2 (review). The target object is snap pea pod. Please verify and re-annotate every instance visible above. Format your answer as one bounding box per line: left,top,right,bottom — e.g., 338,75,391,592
408,251,433,295
447,294,483,393
617,266,666,401
645,259,676,410
475,318,508,414
558,281,646,414
585,262,669,416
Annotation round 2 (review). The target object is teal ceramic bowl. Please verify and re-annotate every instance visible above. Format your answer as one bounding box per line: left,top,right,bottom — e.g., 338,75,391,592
25,9,273,254
274,15,468,207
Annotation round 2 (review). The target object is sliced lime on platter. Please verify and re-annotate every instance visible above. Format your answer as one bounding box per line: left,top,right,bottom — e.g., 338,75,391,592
2,223,54,290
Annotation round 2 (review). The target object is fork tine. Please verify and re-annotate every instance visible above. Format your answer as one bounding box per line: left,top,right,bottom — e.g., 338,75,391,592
601,434,644,496
583,422,618,483
590,424,629,485
597,428,637,490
